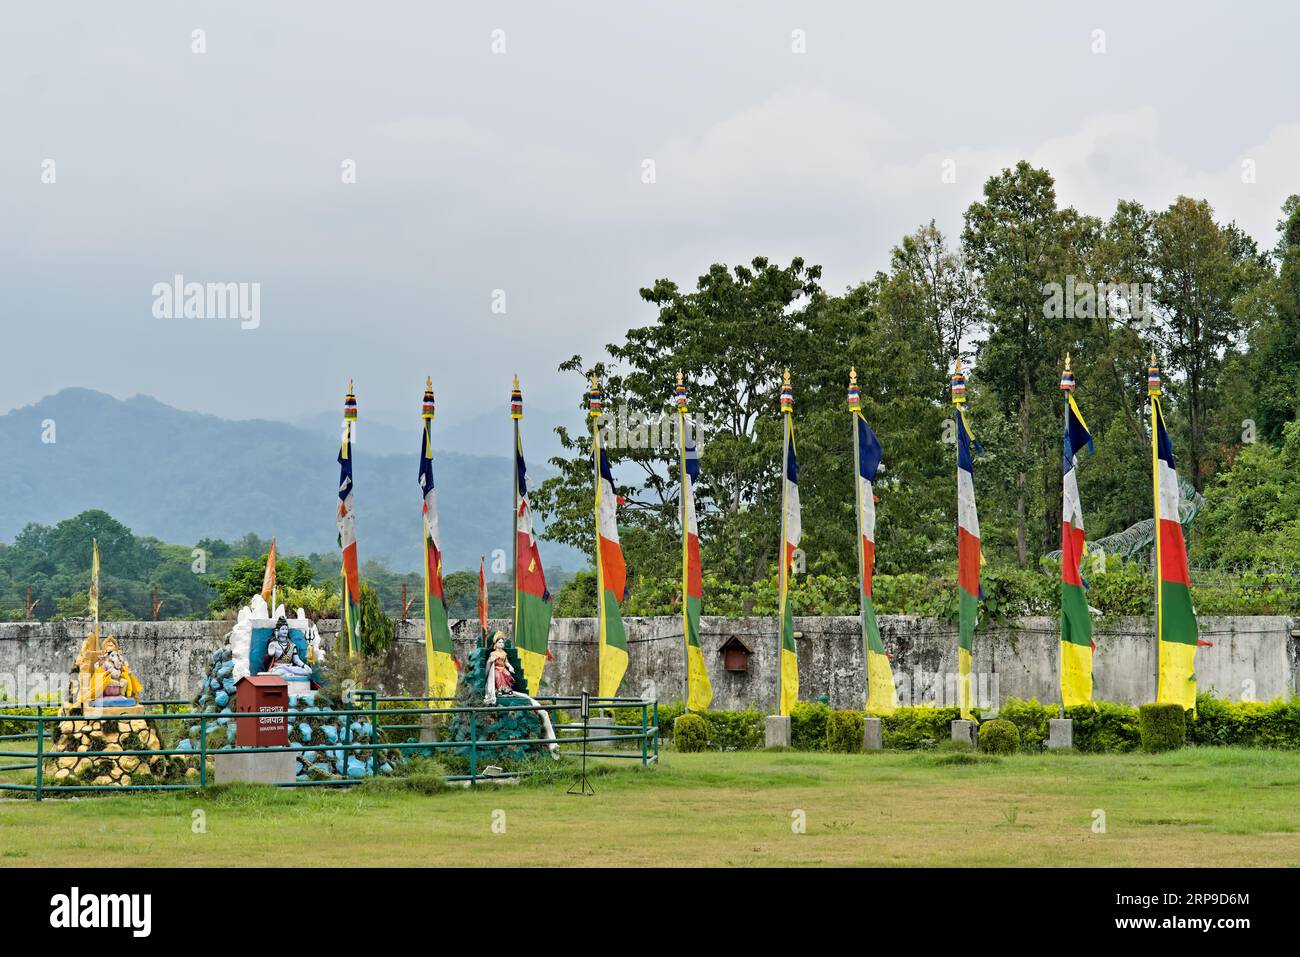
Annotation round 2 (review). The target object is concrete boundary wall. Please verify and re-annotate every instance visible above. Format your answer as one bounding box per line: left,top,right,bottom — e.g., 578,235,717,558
1,615,1295,710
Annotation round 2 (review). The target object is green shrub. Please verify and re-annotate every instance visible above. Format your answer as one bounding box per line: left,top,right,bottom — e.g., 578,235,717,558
826,710,865,753
996,698,1053,752
1068,701,1141,752
1139,703,1187,752
881,706,961,750
1187,693,1300,748
674,714,709,752
655,702,686,739
703,708,764,750
790,701,831,750
978,719,1020,754
356,582,394,656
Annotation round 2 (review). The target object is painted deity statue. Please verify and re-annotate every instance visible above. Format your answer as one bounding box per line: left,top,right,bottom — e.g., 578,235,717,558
480,631,559,758
487,635,516,695
70,635,143,711
263,616,313,679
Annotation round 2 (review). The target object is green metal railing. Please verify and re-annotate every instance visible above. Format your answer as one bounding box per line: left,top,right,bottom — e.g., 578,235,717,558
0,694,658,800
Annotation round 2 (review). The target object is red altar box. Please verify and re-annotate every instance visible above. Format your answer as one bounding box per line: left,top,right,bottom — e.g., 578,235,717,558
235,675,290,748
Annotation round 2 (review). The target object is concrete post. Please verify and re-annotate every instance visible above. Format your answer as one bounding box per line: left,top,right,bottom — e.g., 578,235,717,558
1048,718,1074,749
765,715,791,748
213,749,296,784
951,719,974,746
585,716,614,750
863,718,883,750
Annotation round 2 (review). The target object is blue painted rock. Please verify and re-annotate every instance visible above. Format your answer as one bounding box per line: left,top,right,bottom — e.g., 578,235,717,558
221,678,237,695
298,723,312,742
322,726,338,744
215,691,229,708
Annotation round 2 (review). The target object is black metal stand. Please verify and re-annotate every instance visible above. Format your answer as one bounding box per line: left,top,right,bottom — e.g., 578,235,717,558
567,690,595,796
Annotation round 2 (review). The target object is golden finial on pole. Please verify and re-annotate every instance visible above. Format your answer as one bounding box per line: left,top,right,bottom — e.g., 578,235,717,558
950,357,966,406
588,373,603,418
674,369,688,413
848,367,860,411
779,368,793,414
1147,351,1162,397
510,374,523,419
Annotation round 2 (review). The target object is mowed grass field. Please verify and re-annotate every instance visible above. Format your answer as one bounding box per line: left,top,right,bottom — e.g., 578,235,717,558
2,747,1299,867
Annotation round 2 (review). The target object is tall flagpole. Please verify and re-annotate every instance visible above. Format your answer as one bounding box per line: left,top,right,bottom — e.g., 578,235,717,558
776,369,793,713
90,538,100,646
677,370,689,690
1148,352,1162,698
512,375,523,640
849,368,868,676
589,374,605,694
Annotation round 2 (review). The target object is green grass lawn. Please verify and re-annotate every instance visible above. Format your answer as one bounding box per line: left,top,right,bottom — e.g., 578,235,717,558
2,747,1299,866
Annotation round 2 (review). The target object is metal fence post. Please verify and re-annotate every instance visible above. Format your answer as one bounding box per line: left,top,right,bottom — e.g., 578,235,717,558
369,692,379,777
653,700,660,762
35,709,44,802
469,710,478,784
199,714,207,787
641,703,648,766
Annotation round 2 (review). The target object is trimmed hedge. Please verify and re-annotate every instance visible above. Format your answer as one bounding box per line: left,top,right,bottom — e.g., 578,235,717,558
659,706,764,751
826,710,865,753
978,719,1020,754
674,714,709,752
650,693,1300,754
1187,695,1300,748
882,705,961,750
1067,701,1141,753
791,701,831,750
1139,703,1187,752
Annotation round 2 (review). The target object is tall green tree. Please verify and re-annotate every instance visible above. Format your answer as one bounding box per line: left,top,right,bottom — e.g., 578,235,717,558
962,162,1097,563
1249,196,1300,443
1148,196,1269,490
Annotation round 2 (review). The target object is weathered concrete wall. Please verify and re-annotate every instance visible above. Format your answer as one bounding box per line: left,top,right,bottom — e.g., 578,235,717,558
2,615,1296,709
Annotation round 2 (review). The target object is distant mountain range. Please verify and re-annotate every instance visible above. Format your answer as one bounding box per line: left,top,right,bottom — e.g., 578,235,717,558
0,389,584,574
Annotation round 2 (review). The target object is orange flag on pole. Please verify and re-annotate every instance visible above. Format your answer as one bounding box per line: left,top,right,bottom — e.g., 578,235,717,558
477,555,489,640
260,538,277,606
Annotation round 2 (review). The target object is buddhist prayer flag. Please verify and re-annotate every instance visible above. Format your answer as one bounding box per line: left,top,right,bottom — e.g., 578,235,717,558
676,373,712,712
777,370,800,717
952,361,981,719
419,380,457,701
1150,357,1199,710
848,370,896,715
1059,358,1095,708
477,556,489,640
590,377,629,698
88,538,100,626
260,537,277,607
512,377,553,696
337,383,361,656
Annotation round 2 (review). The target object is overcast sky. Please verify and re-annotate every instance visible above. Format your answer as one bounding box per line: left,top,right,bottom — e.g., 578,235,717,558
2,1,1296,433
